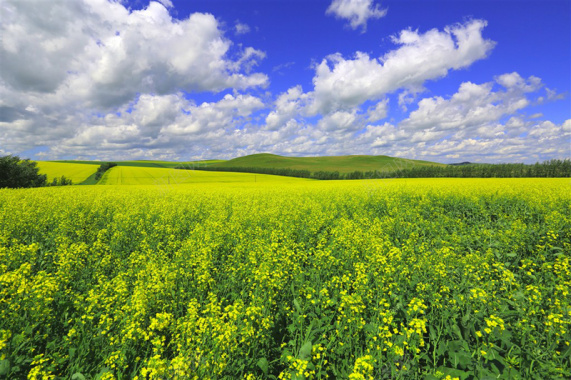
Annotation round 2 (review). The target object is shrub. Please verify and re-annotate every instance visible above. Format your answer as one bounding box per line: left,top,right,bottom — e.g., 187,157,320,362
0,155,47,188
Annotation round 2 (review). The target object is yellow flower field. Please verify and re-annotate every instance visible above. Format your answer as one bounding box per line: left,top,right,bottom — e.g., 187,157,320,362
98,166,309,185
36,162,98,184
0,178,569,379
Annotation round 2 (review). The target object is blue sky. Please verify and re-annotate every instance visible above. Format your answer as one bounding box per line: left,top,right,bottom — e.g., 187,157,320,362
0,0,569,163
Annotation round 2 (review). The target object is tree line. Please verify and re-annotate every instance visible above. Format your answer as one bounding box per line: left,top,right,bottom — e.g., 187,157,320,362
94,162,118,181
185,159,571,180
0,155,73,188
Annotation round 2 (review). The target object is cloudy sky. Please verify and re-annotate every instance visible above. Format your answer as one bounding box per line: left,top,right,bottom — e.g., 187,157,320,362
1,0,569,163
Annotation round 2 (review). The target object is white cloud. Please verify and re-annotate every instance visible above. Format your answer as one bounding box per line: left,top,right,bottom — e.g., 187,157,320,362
157,0,173,8
367,98,389,122
0,0,269,159
317,110,359,132
0,0,267,109
400,73,542,131
235,21,251,35
229,47,266,74
265,86,311,130
36,93,265,160
326,0,387,32
309,20,495,114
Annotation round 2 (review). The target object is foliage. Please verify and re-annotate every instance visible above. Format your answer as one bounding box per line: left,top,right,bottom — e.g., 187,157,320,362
312,170,341,180
94,163,118,181
195,159,571,180
48,175,73,186
0,155,47,188
0,178,569,379
387,159,571,178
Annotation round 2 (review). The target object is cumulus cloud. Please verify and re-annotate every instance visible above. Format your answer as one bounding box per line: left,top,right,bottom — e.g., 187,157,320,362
309,20,495,114
262,19,495,132
415,118,571,163
34,93,265,160
367,98,389,122
317,110,359,132
265,86,311,130
326,0,387,31
252,72,564,163
0,0,267,109
0,0,269,159
400,73,542,131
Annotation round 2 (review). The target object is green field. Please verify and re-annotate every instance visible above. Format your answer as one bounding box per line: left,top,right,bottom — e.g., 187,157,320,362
40,154,445,182
52,159,226,169
208,153,445,174
36,161,98,184
98,165,310,185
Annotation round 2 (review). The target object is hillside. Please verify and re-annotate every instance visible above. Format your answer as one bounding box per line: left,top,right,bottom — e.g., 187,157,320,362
36,161,98,184
207,153,445,174
53,159,225,169
98,166,309,185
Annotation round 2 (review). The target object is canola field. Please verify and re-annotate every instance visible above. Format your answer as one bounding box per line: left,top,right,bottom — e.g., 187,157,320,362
98,166,306,185
0,178,570,379
36,162,99,184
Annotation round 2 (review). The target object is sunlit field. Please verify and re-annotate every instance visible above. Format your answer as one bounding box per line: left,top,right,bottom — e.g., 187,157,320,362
36,162,98,184
98,166,310,185
1,178,569,379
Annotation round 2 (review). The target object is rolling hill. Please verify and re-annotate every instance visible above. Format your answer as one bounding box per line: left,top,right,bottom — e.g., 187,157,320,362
36,161,99,184
206,153,445,174
37,154,447,184
98,166,310,185
52,159,225,169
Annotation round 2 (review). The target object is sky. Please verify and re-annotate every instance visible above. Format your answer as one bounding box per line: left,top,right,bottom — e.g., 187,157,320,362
0,0,569,163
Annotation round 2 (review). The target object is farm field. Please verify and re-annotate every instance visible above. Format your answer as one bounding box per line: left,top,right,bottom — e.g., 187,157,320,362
208,153,445,174
52,160,227,169
98,166,309,185
0,178,570,379
36,162,99,184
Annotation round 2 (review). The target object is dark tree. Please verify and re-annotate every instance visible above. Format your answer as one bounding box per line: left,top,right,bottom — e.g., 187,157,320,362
0,155,47,188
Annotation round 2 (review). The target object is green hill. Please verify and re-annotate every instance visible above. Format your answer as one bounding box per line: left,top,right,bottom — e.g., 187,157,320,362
207,153,445,174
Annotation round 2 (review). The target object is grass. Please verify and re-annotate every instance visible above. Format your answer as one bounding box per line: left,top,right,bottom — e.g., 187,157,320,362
208,153,445,174
36,161,98,184
97,166,311,185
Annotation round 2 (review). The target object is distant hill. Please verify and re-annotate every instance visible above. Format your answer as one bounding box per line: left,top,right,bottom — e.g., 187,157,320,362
206,153,445,174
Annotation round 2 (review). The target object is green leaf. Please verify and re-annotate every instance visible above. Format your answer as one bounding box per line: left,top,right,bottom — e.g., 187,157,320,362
293,299,302,314
435,366,471,380
451,323,463,340
429,324,437,341
447,340,471,369
71,373,86,380
0,360,10,376
257,357,269,376
300,341,312,360
461,311,471,327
